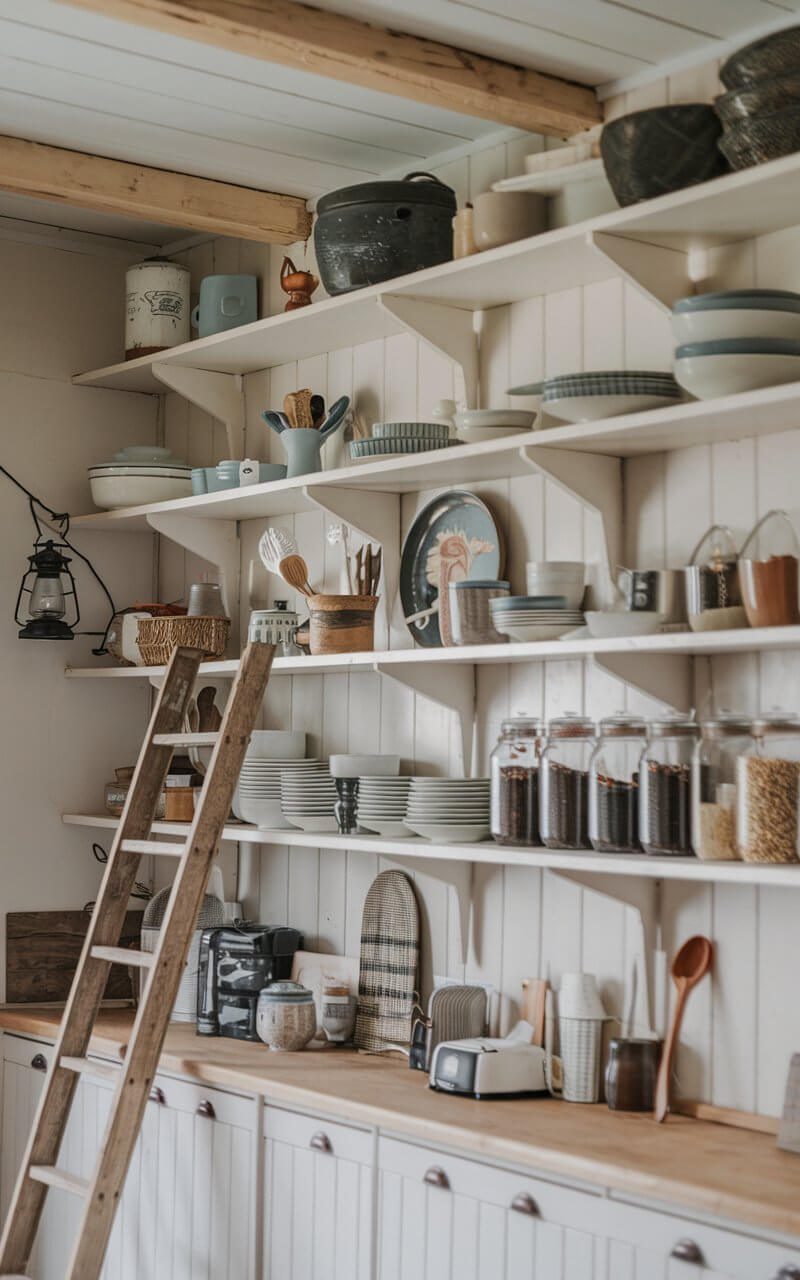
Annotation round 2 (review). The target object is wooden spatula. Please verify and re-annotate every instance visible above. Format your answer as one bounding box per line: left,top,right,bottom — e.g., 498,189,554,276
654,935,713,1122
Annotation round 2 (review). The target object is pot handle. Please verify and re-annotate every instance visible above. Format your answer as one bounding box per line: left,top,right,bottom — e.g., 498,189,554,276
191,304,200,329
402,171,451,187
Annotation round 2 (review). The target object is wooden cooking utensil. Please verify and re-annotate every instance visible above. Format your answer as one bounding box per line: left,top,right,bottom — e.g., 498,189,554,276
654,935,713,1123
283,388,314,429
521,977,548,1047
279,553,314,597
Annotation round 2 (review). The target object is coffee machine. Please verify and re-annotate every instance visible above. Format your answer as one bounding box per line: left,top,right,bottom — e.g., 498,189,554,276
196,923,303,1040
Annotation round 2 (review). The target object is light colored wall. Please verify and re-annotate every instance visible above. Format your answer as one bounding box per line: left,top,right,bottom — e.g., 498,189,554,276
0,234,155,999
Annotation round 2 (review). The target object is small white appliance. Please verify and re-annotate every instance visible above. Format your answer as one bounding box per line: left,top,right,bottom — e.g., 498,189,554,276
430,1034,555,1098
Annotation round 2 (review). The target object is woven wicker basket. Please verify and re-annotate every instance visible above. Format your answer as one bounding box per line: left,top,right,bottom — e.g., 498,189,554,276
137,614,230,665
559,1016,604,1102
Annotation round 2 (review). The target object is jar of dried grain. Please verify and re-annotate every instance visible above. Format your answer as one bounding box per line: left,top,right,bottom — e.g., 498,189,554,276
638,716,699,856
539,713,596,850
490,713,545,847
691,713,752,861
736,710,800,864
588,713,646,853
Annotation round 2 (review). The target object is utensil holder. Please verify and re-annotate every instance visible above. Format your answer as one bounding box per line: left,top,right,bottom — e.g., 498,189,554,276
559,1016,604,1102
307,594,378,654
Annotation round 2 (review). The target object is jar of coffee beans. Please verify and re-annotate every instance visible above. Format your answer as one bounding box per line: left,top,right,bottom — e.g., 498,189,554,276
638,716,699,856
691,713,751,861
539,713,596,850
736,709,800,864
490,713,544,846
588,713,646,853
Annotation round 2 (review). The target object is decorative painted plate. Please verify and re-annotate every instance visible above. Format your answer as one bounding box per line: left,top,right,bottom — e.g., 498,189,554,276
400,489,504,647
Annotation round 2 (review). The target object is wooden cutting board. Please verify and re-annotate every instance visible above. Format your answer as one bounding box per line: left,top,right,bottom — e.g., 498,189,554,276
6,910,144,1003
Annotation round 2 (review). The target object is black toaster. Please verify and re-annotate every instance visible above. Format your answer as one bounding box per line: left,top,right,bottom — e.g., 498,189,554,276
196,923,303,1041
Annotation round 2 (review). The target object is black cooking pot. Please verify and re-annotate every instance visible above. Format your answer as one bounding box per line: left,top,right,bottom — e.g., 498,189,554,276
314,171,457,296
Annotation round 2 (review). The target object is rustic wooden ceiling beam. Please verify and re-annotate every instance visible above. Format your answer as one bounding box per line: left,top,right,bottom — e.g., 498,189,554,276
0,134,312,244
55,0,602,137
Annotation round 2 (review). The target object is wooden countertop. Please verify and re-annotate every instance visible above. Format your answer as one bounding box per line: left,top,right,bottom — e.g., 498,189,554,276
3,1007,800,1240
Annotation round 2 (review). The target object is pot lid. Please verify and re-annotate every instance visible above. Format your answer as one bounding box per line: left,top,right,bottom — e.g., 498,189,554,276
317,171,456,215
258,981,314,1004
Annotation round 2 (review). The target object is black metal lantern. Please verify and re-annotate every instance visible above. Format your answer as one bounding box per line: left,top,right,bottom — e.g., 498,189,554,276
16,539,80,640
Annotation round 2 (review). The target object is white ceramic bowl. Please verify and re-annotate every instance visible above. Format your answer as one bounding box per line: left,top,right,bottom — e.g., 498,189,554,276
453,409,536,444
584,611,661,638
526,560,585,578
674,351,800,399
283,815,338,833
235,795,292,828
544,392,680,423
404,820,491,843
246,730,306,759
456,423,534,444
492,620,573,641
329,754,400,777
89,472,192,509
357,818,413,836
671,309,800,345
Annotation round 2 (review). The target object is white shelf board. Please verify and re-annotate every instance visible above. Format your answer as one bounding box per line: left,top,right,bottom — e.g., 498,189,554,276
62,813,800,886
72,150,800,394
64,626,800,680
493,157,606,196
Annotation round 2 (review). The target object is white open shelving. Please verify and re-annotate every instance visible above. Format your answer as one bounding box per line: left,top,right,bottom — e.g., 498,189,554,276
61,812,800,887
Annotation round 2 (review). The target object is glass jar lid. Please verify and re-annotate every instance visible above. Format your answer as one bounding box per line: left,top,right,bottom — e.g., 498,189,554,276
700,710,752,737
500,712,543,736
689,524,738,568
547,712,595,738
648,715,699,739
753,708,800,735
740,509,800,562
598,712,647,737
258,981,314,1004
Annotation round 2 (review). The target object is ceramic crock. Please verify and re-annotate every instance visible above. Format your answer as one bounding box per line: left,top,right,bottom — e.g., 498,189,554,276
256,982,316,1051
191,274,257,337
125,258,190,359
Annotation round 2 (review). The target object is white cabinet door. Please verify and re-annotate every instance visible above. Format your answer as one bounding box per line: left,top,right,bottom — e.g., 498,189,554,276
263,1104,374,1280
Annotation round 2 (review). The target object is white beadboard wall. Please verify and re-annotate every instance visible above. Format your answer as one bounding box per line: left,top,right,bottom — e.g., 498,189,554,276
154,59,800,1117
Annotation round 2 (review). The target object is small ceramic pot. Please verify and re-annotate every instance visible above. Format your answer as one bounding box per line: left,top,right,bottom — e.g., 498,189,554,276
257,982,317,1051
191,274,257,338
248,603,300,645
321,990,357,1044
471,191,547,251
448,579,509,645
307,594,378,654
191,468,208,496
187,583,225,617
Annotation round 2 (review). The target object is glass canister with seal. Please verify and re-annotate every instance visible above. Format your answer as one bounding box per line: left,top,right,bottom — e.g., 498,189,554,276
539,714,596,850
589,713,647,853
691,712,752,861
638,716,699,856
490,713,545,847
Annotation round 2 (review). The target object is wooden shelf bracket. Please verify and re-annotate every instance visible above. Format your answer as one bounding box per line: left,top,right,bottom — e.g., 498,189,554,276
145,513,240,648
586,231,691,312
153,366,245,457
378,295,479,408
374,660,476,776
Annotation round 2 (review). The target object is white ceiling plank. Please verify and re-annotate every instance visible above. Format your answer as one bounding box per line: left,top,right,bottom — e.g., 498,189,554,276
0,52,425,176
611,0,797,38
0,15,473,160
0,191,179,245
2,0,499,140
0,90,370,196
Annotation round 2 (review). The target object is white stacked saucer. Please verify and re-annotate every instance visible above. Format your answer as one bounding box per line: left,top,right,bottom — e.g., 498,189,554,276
356,776,413,836
404,778,491,844
234,758,320,829
281,767,338,833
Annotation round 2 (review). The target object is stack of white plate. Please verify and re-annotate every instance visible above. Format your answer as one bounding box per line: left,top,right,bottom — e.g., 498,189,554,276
356,776,413,836
234,758,321,829
404,778,491,844
281,767,338,833
489,596,584,642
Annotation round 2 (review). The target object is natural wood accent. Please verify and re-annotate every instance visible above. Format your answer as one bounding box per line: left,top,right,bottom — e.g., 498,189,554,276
2,1007,799,1241
53,0,601,137
6,911,143,1004
673,1098,780,1136
0,135,311,245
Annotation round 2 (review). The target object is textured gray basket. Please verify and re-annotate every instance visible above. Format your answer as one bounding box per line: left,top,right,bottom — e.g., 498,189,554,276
559,1016,604,1103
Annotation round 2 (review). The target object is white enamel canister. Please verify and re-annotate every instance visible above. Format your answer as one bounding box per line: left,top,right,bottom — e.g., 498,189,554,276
125,257,190,358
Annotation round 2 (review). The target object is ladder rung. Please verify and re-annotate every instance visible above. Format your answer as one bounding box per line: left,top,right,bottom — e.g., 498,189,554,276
121,839,185,857
153,731,219,747
61,1056,121,1084
29,1165,89,1197
91,945,154,969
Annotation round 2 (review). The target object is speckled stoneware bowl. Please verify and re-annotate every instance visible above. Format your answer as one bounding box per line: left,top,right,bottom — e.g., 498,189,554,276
601,104,728,206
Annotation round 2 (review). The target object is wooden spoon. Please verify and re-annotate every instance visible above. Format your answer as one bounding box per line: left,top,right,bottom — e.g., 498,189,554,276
654,935,713,1122
279,553,314,597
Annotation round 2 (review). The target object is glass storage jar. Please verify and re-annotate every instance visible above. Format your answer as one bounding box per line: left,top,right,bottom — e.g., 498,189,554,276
539,713,596,850
736,710,800,864
691,713,752,861
490,714,544,846
588,713,647,853
638,716,699,856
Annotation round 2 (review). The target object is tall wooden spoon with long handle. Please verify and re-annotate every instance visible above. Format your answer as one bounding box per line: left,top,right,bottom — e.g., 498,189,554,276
655,935,713,1122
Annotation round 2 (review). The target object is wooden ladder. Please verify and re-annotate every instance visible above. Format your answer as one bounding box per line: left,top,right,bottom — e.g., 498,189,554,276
0,641,275,1280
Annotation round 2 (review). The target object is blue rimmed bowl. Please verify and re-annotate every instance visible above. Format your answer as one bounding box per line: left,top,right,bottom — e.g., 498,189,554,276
674,337,800,399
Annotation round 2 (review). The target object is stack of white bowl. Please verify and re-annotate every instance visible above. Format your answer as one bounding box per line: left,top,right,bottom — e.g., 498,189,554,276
526,561,585,607
281,767,338,833
404,778,491,844
489,595,585,642
356,776,413,836
672,289,800,399
232,730,318,829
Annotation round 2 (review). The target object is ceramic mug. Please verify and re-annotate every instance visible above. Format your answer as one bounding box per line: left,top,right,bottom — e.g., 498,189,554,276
471,191,547,251
191,274,258,338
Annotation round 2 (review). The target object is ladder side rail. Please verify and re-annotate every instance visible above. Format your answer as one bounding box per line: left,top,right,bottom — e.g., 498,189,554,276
0,646,203,1276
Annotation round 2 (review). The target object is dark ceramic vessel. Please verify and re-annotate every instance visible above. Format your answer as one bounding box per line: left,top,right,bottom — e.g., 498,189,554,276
600,104,728,207
715,71,800,128
720,106,800,170
721,25,800,91
605,1037,662,1111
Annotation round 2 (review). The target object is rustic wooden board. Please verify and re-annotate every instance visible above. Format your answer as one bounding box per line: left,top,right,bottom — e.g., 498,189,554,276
6,911,144,1004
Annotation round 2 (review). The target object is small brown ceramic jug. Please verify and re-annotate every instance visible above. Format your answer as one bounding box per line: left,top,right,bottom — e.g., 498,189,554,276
280,256,319,310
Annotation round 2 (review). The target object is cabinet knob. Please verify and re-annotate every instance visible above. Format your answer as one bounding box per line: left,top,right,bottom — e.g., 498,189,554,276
196,1100,216,1119
309,1132,332,1154
775,1268,800,1279
510,1192,539,1217
30,1054,47,1073
423,1166,450,1190
149,1086,166,1105
670,1239,705,1264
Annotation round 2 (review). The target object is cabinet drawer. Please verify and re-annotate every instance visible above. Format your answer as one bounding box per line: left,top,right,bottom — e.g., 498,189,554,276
264,1104,373,1165
3,1032,54,1071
